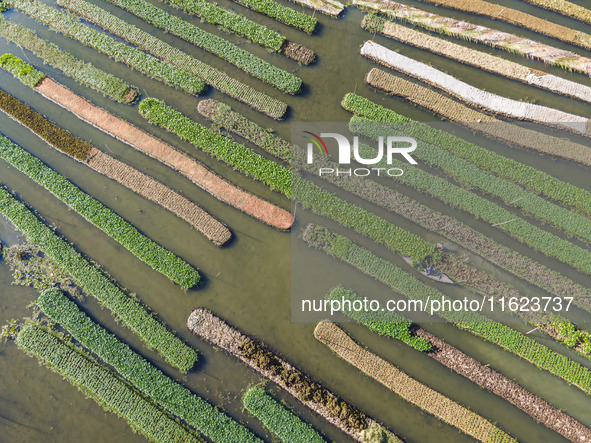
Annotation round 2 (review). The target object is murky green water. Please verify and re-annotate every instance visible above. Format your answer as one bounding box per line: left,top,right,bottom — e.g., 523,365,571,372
1,0,591,441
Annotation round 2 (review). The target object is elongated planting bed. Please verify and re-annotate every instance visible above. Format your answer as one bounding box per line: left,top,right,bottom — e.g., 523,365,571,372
0,185,198,372
104,0,302,93
37,289,262,443
187,308,402,443
315,321,516,443
302,225,591,397
286,0,344,16
15,324,201,443
366,68,591,167
0,85,230,246
520,0,591,25
354,0,591,77
243,387,325,443
0,22,137,102
318,286,591,443
10,0,206,95
228,0,317,33
362,16,591,104
361,40,591,135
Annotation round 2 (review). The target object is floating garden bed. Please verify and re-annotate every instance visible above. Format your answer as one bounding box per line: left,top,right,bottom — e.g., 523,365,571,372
0,21,137,102
11,0,206,95
78,0,302,94
37,289,262,443
0,185,198,372
139,98,291,196
354,0,591,76
315,321,517,443
243,387,325,443
228,0,317,33
361,40,591,135
365,68,591,167
520,0,591,26
14,324,201,443
362,16,591,104
285,0,344,16
187,308,402,442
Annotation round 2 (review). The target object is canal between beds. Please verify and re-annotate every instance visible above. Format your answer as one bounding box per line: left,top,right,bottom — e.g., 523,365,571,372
1,0,591,441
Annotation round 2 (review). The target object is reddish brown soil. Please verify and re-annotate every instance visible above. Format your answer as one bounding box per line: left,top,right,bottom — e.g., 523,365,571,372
36,78,293,230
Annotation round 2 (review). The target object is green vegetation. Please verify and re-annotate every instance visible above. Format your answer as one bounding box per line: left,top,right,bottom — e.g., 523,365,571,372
303,224,591,394
231,0,317,33
105,0,301,94
0,185,198,372
37,289,262,443
11,0,206,95
138,98,291,196
326,287,431,351
0,54,44,87
198,99,291,162
159,0,286,50
243,387,325,443
343,93,591,217
0,21,136,102
0,129,200,288
15,324,201,443
292,175,441,264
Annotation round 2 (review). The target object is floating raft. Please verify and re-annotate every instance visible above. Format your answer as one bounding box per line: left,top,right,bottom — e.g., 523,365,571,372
288,0,344,16
402,256,454,284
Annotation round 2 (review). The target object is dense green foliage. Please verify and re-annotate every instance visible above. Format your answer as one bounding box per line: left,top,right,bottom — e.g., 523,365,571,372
292,175,440,263
232,0,317,33
243,387,325,443
0,19,135,102
160,0,286,50
37,289,262,443
0,185,198,372
0,132,200,288
326,287,431,351
198,99,291,162
15,324,201,443
139,98,291,196
303,224,591,394
12,0,206,95
106,0,301,94
0,54,45,87
343,93,591,218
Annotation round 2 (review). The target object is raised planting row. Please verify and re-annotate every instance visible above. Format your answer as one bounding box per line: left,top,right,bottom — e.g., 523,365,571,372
0,125,200,288
292,175,440,264
353,0,591,76
315,321,517,443
198,99,292,163
57,0,288,117
342,93,591,217
139,98,291,196
417,0,591,51
229,0,317,33
0,53,44,87
326,287,431,351
0,185,198,372
286,0,344,16
320,287,591,443
10,0,206,95
302,224,591,395
0,84,230,246
0,20,137,102
37,289,262,443
362,16,591,104
351,116,591,245
14,324,201,443
361,40,591,135
243,387,325,443
365,68,591,167
83,0,302,94
187,308,402,443
521,0,591,25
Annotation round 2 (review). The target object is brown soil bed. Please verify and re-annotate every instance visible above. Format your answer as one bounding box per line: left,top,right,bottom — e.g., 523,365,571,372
281,41,317,65
187,308,400,442
86,148,231,245
365,68,591,167
36,78,292,230
415,328,591,442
